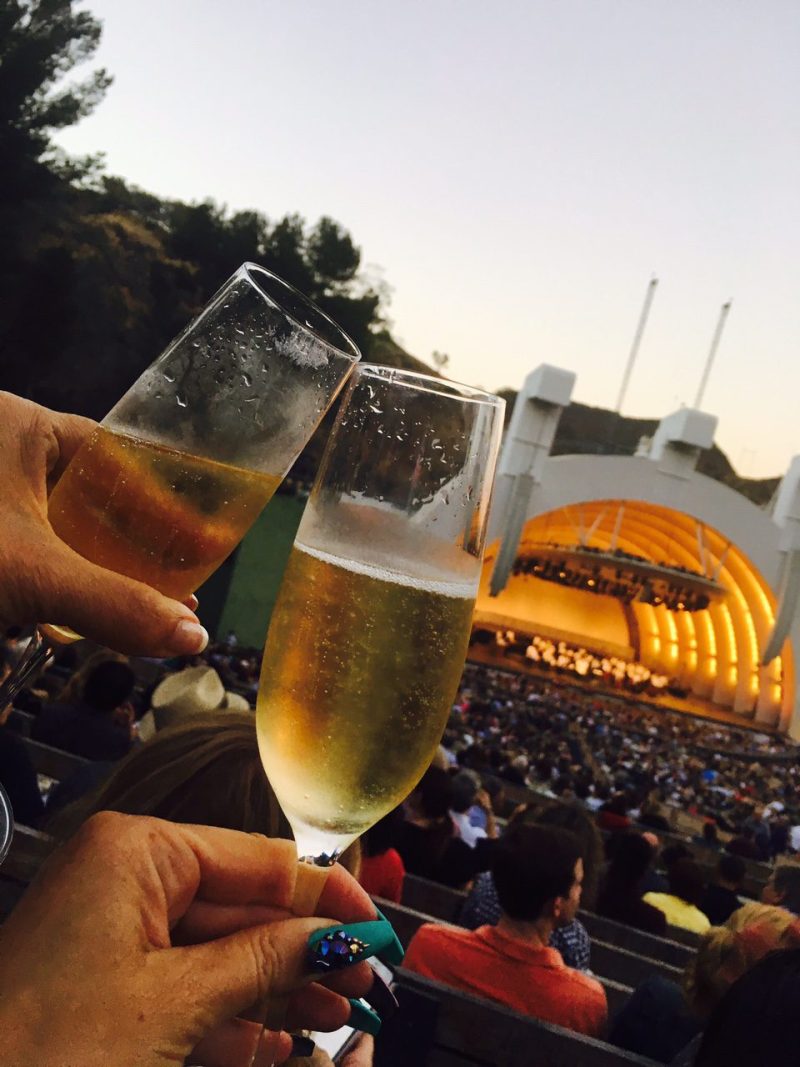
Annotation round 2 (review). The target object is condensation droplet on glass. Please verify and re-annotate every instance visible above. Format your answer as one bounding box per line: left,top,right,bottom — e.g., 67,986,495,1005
369,404,382,414
467,486,474,501
235,327,245,336
176,393,188,408
215,368,225,384
241,372,252,387
154,392,163,400
163,370,176,383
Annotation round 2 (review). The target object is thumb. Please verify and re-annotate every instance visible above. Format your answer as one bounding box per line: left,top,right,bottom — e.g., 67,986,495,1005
34,532,208,657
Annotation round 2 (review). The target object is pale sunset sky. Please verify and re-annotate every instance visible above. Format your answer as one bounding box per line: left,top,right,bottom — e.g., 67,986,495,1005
57,0,800,479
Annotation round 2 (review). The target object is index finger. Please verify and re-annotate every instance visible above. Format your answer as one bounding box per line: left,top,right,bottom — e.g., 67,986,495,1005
173,824,375,923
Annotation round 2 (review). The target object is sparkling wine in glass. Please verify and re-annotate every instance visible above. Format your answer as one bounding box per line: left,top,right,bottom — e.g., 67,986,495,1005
0,264,360,705
256,365,505,868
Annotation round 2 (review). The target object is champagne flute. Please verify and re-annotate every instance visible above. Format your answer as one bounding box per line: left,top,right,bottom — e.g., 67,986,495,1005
256,363,504,883
0,264,360,707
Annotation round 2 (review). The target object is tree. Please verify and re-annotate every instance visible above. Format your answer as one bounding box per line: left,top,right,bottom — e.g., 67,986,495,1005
0,0,110,206
307,216,360,289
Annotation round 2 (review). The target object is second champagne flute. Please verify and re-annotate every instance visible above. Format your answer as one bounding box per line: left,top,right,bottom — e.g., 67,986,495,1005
257,364,504,880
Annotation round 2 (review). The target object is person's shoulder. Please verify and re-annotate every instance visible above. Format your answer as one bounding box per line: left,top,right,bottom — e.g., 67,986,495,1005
686,907,711,932
413,922,474,949
406,922,475,967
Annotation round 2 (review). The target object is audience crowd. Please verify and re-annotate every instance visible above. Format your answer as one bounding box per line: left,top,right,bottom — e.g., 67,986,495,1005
5,625,800,1066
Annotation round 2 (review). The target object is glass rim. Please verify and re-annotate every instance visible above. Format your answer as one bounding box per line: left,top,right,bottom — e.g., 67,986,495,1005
356,363,504,408
240,262,361,363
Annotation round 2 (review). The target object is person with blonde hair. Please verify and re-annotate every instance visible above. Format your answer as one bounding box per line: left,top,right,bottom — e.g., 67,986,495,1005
610,901,800,1064
684,901,800,1018
47,712,361,876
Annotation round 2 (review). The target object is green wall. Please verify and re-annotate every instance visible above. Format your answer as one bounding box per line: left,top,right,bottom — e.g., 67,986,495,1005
217,493,306,648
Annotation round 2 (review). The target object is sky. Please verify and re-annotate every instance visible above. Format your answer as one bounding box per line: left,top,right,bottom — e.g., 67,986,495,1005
56,0,800,479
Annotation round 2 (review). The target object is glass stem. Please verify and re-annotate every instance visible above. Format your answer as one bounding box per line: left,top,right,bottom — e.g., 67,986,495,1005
0,629,55,709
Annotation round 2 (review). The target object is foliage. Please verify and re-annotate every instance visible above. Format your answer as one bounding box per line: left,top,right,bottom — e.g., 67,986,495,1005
0,0,110,205
0,0,392,423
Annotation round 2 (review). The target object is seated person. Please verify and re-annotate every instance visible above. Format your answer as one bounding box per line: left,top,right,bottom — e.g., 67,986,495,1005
396,766,491,889
610,901,800,1064
48,711,360,877
33,660,136,761
690,947,800,1066
449,770,496,847
405,824,608,1037
358,807,406,903
693,821,722,852
700,854,745,925
644,858,711,934
725,826,761,860
597,792,632,832
596,831,667,936
460,799,602,971
761,861,800,915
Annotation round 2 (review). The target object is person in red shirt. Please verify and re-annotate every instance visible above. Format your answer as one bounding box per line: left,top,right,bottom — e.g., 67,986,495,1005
404,824,607,1037
359,807,406,903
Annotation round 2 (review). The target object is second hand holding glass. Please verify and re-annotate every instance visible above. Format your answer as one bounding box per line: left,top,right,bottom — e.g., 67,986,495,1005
0,264,360,706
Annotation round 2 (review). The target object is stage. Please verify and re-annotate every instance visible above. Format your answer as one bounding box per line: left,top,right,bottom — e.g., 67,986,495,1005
465,642,781,736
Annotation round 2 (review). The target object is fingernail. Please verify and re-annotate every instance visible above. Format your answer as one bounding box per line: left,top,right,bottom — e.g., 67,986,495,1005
170,618,208,654
289,1034,316,1058
307,919,399,972
364,969,399,1018
186,593,199,611
373,907,405,965
347,998,382,1036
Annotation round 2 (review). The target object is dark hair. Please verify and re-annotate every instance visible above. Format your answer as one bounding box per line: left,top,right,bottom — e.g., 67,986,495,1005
773,865,800,915
661,843,692,870
47,712,360,873
481,776,504,801
492,824,581,922
450,771,480,814
417,767,454,819
607,832,655,886
703,822,719,843
718,854,746,886
694,949,800,1066
362,807,404,858
530,800,603,908
668,858,705,907
82,661,136,712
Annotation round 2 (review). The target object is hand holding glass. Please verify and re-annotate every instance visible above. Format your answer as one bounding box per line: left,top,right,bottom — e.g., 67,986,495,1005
0,264,360,707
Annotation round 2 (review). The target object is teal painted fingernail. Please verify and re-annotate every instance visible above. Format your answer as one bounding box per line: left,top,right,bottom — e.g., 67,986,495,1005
373,906,405,965
348,998,382,1036
307,919,398,972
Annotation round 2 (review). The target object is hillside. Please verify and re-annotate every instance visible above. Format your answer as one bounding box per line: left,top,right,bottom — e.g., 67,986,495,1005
292,339,779,507
498,389,779,507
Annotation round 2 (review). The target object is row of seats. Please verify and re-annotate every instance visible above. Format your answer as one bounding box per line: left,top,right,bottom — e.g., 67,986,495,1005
366,873,702,1065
